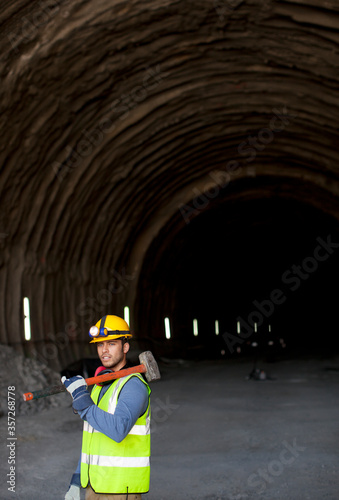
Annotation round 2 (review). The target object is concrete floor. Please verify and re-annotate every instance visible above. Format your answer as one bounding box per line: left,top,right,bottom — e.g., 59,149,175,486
1,356,339,500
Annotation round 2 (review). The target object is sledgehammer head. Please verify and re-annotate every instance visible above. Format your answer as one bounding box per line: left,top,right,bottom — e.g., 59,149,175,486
139,350,161,382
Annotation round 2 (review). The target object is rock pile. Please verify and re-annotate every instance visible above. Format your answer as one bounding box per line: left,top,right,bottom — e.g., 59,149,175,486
0,344,68,417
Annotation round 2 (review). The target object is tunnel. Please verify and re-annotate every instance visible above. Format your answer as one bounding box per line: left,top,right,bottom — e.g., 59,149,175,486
1,0,339,373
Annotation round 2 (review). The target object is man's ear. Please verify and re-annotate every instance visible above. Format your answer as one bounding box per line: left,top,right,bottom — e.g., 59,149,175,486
123,341,130,354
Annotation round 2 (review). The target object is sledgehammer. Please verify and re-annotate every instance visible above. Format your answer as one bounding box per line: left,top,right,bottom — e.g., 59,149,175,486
22,350,160,402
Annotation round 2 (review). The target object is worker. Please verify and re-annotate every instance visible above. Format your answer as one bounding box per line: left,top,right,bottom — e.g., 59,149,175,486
62,315,151,500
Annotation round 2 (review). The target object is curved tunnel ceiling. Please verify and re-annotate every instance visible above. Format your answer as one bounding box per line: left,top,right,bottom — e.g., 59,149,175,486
1,0,339,367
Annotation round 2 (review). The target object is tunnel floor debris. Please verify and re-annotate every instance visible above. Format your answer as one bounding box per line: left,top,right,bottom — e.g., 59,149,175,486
1,355,338,500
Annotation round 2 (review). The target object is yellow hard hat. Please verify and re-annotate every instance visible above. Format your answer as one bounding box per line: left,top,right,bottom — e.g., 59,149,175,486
88,315,132,343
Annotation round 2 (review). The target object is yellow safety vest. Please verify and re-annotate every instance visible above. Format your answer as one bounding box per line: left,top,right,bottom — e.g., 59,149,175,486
80,373,151,494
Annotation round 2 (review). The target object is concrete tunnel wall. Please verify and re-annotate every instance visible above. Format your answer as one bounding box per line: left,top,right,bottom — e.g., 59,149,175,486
1,0,339,371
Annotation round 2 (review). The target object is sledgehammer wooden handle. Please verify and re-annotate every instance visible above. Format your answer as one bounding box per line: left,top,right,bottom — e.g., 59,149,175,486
22,364,147,402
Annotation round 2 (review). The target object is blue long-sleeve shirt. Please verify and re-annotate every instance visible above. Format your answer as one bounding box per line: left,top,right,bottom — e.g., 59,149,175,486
73,376,149,478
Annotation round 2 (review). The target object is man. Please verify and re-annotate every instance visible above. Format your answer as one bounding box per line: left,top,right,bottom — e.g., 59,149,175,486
62,315,151,500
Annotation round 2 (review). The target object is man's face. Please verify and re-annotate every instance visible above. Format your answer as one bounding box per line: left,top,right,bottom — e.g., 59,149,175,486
96,339,129,370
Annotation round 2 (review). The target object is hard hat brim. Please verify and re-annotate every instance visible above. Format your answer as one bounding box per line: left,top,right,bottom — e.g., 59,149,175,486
90,333,132,343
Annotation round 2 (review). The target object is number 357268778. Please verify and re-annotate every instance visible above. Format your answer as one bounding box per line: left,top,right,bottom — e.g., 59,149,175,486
8,386,16,435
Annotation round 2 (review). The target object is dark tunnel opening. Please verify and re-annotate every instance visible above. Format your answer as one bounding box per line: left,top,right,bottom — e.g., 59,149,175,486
137,177,339,361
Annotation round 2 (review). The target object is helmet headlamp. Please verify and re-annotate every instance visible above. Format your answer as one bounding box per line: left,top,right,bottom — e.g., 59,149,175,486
89,326,108,338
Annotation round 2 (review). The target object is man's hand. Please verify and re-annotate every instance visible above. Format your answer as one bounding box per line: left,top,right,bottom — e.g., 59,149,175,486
65,484,80,500
61,375,94,412
61,375,87,399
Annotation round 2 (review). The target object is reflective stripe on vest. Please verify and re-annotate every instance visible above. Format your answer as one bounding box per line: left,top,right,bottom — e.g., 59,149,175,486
80,373,151,494
83,419,150,436
81,452,150,467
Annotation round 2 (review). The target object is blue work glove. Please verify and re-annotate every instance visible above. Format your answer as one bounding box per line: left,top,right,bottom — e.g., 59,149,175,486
61,375,94,412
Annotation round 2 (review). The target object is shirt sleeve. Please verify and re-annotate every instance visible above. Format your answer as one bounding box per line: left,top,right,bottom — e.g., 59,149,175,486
78,376,149,443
